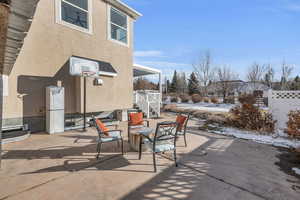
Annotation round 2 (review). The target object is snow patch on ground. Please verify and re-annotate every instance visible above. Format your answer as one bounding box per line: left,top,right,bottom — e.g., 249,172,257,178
210,127,300,149
173,102,234,113
292,168,300,175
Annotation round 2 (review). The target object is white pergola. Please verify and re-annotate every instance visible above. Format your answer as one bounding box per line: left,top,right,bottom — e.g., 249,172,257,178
133,64,162,94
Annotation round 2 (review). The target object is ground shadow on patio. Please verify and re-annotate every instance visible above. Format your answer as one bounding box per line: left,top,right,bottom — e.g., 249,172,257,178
2,137,129,161
274,147,300,192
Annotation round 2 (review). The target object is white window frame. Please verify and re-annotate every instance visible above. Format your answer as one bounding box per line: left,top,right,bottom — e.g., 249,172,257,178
107,5,129,47
55,0,93,34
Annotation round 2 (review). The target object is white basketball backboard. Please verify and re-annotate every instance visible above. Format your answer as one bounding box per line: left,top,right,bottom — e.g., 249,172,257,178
70,56,99,76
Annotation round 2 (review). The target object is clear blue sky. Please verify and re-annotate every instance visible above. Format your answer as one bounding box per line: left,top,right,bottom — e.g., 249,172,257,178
124,0,300,81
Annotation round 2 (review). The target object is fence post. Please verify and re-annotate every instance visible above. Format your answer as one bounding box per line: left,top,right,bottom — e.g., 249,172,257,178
234,92,239,104
267,89,272,108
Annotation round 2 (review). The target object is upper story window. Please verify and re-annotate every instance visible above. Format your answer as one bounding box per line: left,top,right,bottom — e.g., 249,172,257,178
109,7,128,45
56,0,92,34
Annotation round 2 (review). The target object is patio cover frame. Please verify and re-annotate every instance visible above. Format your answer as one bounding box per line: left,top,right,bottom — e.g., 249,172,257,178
133,64,162,95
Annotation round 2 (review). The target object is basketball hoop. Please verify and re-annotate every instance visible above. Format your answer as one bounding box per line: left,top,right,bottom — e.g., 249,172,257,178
69,56,102,132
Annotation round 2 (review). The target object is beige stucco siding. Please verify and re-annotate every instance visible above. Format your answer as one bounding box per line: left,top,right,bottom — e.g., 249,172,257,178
3,0,134,129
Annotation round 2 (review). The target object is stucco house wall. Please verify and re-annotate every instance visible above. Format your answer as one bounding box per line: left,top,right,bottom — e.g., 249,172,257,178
3,0,136,132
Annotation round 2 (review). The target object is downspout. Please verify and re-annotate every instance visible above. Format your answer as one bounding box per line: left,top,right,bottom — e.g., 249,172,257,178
0,2,10,169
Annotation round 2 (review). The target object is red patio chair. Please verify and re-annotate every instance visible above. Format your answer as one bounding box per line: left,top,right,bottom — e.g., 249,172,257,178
175,112,191,147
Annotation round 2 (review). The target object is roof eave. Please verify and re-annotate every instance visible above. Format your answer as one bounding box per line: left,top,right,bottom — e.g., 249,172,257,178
133,64,161,77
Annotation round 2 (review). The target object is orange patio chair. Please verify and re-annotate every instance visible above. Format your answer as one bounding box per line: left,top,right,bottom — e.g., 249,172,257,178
92,116,124,159
127,110,149,142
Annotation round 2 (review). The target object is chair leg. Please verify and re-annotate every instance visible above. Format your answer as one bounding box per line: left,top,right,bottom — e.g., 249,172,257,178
96,142,102,159
184,134,187,147
139,136,142,160
128,127,130,143
153,153,157,172
121,139,124,155
174,148,178,167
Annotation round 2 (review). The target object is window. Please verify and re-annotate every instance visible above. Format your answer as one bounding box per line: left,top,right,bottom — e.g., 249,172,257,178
56,0,92,33
109,7,128,45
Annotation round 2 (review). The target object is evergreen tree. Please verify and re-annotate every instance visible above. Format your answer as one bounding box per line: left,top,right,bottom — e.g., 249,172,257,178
290,75,300,90
170,70,178,93
188,72,199,95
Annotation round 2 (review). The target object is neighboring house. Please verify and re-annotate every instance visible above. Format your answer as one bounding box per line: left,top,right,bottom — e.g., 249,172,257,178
207,80,244,97
207,80,270,97
238,82,270,97
2,0,142,132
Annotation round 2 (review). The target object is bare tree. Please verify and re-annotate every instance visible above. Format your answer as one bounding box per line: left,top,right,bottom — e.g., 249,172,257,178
247,62,265,83
216,65,239,101
280,61,294,90
134,77,157,91
177,72,187,94
264,64,275,88
193,51,216,96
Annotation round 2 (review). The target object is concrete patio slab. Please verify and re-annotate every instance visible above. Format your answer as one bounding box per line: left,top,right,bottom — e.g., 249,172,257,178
0,114,299,200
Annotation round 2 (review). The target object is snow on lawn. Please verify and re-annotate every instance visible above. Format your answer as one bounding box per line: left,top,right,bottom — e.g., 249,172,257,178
208,127,300,149
174,102,234,113
292,168,300,175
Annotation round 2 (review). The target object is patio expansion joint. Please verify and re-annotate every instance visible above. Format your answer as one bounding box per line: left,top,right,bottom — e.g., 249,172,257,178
0,174,70,200
0,155,120,200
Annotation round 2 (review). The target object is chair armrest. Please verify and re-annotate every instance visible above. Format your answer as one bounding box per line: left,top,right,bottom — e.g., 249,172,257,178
102,129,123,138
103,129,123,133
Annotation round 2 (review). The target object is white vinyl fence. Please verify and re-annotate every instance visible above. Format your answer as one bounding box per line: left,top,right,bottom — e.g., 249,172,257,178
268,90,300,131
133,91,161,118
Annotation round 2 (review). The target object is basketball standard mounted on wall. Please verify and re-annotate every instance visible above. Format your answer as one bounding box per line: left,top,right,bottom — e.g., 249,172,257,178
70,56,99,77
69,56,104,131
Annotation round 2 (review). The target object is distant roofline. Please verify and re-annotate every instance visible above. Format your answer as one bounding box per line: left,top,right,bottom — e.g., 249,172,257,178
215,80,244,83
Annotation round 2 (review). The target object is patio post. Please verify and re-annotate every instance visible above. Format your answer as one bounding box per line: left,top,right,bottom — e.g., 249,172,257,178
0,77,2,168
159,72,162,101
0,2,10,169
83,76,87,132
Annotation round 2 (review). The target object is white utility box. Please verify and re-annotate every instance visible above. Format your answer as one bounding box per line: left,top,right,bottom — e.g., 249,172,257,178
46,86,65,134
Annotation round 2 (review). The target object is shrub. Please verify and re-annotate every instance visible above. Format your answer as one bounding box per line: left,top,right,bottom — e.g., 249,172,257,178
179,94,190,103
170,97,178,103
168,93,178,97
285,110,300,139
163,104,177,111
163,104,187,113
228,104,276,133
211,97,219,104
238,94,256,105
224,96,235,104
191,94,202,103
203,97,210,103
